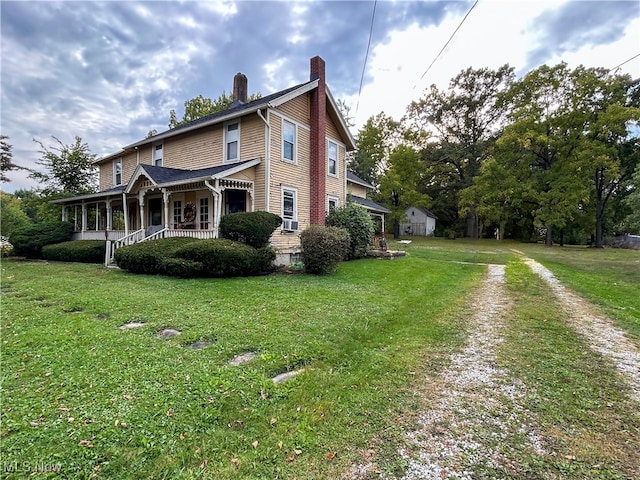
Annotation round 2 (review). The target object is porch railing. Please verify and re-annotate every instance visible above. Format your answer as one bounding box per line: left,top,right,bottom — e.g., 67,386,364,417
105,228,145,266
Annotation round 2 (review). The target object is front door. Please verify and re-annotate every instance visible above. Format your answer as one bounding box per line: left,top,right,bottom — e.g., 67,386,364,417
148,198,163,226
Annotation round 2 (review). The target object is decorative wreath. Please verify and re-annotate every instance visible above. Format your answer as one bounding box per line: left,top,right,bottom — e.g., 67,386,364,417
183,202,196,223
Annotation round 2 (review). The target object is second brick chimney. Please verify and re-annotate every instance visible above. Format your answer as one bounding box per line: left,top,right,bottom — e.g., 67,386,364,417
233,72,248,104
309,56,326,225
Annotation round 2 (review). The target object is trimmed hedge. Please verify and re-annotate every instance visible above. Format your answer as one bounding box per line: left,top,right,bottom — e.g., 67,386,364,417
42,240,106,263
114,237,199,274
219,211,282,248
300,225,350,275
114,237,276,278
326,203,375,260
10,221,74,258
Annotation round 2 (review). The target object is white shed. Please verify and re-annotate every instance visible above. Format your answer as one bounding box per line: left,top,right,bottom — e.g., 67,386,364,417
400,207,437,236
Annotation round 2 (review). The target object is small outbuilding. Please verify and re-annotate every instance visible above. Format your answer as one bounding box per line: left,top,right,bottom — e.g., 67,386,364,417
400,207,437,236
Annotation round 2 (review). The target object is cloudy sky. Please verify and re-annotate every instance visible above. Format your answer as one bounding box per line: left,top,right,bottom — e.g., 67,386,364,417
2,0,639,193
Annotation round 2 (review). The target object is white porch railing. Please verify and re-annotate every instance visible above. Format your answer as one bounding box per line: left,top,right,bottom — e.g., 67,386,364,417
73,230,127,241
105,228,217,266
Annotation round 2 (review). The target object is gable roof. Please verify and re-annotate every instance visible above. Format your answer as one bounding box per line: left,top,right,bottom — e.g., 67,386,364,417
97,75,355,164
406,206,438,219
347,171,374,189
124,158,260,193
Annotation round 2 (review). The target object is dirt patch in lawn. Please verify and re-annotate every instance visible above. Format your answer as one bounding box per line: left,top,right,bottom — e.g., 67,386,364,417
523,257,640,403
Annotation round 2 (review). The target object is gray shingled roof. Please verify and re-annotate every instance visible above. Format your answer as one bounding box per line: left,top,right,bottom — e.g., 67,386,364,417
350,195,390,214
139,159,256,185
347,171,374,189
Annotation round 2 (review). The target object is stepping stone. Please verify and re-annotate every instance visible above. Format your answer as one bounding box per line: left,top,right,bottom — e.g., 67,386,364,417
157,329,181,339
272,369,305,384
229,352,257,366
119,322,145,330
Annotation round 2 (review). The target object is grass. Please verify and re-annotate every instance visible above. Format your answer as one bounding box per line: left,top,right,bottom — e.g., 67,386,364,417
1,255,481,479
1,238,638,479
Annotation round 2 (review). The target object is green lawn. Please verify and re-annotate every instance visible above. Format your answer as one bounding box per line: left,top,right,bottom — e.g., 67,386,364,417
1,239,638,479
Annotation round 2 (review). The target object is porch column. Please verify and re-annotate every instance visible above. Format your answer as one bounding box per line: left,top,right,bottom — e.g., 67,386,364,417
138,191,145,230
106,199,112,231
74,206,79,231
94,202,99,231
81,203,88,232
205,179,222,238
61,206,67,222
122,193,129,235
249,184,255,212
162,188,170,229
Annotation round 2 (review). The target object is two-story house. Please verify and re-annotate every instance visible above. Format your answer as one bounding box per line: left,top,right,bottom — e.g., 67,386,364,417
54,56,356,265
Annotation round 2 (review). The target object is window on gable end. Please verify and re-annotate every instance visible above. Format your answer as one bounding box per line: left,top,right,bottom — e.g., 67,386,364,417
225,122,239,162
328,140,338,176
154,143,163,166
283,120,296,163
114,158,122,186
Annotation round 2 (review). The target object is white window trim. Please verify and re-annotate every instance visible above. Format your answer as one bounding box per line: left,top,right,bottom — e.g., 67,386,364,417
327,195,339,211
224,121,240,163
282,119,297,164
281,186,298,221
197,192,212,230
153,143,163,167
327,140,338,177
113,158,122,186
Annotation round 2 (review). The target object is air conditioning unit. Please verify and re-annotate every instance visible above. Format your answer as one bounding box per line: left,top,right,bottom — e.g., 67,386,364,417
282,219,299,232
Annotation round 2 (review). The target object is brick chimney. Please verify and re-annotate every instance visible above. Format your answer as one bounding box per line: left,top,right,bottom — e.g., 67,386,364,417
233,72,248,104
309,56,326,225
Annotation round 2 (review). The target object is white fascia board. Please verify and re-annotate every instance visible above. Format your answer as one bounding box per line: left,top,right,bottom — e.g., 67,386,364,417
124,164,157,194
326,87,356,150
267,80,319,108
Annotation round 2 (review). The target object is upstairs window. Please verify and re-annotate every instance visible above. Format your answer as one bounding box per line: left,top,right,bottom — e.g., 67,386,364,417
328,140,338,176
154,143,163,166
225,122,239,162
113,158,122,186
282,120,296,163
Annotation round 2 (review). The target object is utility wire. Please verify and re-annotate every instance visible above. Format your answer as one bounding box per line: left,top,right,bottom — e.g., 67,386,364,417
608,52,640,73
355,0,377,115
413,0,479,90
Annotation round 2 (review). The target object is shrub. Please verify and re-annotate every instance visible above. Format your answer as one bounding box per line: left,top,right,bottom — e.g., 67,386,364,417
10,221,74,258
42,240,105,263
220,211,282,248
174,239,261,277
115,237,199,274
300,225,350,275
326,203,374,259
158,257,204,278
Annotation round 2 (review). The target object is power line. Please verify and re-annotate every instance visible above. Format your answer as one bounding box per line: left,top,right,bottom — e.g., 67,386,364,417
355,0,377,115
608,52,640,73
413,0,479,90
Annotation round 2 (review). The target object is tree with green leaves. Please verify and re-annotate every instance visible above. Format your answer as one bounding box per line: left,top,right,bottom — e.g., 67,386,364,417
169,92,262,129
377,144,431,238
0,192,32,237
29,136,97,195
350,113,399,187
622,162,640,233
405,65,515,238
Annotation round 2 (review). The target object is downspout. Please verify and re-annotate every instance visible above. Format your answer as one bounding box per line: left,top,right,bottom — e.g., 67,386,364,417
257,108,270,212
205,179,222,238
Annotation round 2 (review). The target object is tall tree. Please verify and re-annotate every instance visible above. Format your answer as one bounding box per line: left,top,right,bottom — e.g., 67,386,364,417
350,113,399,186
0,135,29,183
30,136,97,195
169,92,261,129
0,192,32,237
377,145,431,238
405,65,515,237
622,162,640,233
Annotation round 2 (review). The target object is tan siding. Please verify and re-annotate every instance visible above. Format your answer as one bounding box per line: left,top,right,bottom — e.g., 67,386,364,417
122,152,137,185
98,151,138,190
326,113,341,141
348,183,368,198
164,125,222,170
239,114,266,161
275,94,310,125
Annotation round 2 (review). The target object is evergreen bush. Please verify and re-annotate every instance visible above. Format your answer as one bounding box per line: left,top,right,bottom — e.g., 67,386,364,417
115,237,198,274
10,221,74,258
326,203,374,259
219,211,282,248
42,240,105,263
300,225,350,275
